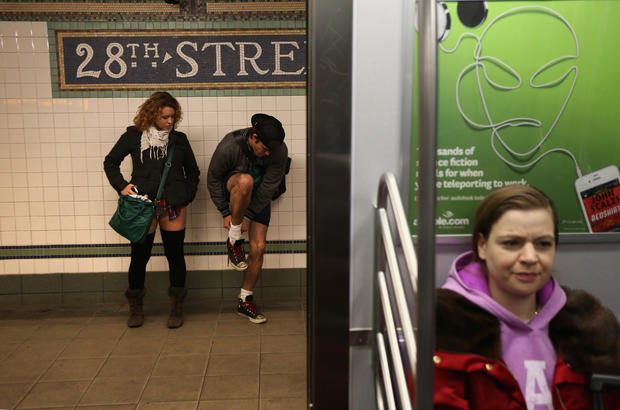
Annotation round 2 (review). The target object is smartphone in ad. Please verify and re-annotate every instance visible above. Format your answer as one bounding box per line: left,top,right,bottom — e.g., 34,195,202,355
574,165,620,232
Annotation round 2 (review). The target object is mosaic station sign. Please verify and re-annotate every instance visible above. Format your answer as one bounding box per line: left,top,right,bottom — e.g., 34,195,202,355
56,29,306,90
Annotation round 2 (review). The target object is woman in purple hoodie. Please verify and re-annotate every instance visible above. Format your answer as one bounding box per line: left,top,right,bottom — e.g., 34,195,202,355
434,184,620,409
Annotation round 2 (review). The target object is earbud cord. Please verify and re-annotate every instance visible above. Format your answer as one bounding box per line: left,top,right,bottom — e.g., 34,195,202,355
439,5,583,178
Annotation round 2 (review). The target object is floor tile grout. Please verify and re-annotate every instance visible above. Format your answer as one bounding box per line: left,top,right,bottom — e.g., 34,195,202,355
0,298,307,409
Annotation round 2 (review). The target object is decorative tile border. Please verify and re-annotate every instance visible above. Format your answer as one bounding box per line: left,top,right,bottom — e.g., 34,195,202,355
0,0,305,22
0,267,307,304
0,240,307,260
0,2,180,14
56,29,306,91
47,21,307,97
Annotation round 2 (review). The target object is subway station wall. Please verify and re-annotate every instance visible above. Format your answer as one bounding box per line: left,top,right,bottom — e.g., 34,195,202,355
0,10,307,275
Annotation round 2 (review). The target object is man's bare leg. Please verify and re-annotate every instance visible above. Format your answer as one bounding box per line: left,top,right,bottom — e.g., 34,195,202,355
242,221,268,291
224,173,253,270
226,173,253,226
237,221,268,324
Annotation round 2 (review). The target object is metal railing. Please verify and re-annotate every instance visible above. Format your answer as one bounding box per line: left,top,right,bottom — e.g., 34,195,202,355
374,172,433,409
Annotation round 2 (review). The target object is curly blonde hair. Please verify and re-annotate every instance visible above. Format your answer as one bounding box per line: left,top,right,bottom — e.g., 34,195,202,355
133,92,183,131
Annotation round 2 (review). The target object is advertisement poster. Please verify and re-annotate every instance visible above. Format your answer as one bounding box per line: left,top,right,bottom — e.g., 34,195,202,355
410,0,620,235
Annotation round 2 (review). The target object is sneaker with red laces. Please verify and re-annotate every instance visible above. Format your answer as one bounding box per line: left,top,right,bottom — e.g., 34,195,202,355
227,238,247,271
237,295,267,324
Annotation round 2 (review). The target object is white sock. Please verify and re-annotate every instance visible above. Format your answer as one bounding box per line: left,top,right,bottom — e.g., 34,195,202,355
239,288,253,301
229,223,242,242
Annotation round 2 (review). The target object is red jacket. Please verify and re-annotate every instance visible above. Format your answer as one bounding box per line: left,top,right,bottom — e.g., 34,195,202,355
430,288,620,409
433,352,619,409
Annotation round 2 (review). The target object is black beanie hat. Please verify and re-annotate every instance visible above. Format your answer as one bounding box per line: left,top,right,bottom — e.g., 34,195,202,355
251,113,285,151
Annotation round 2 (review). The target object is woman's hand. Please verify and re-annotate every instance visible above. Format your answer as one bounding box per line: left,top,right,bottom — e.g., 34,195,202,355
120,184,136,196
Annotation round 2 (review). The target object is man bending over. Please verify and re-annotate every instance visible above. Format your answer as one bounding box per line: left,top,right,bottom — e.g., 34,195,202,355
207,113,288,323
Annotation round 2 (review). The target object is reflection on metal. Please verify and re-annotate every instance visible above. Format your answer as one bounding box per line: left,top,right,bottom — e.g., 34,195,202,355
308,0,352,408
374,172,427,410
416,0,438,407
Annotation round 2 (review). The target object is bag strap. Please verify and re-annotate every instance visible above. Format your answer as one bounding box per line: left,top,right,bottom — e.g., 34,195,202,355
155,143,175,201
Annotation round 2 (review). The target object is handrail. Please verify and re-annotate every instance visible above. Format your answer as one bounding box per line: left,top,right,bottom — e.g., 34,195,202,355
377,174,419,293
374,172,429,409
378,270,412,410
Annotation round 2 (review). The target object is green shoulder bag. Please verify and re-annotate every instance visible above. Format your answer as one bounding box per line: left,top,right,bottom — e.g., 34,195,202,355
109,143,175,243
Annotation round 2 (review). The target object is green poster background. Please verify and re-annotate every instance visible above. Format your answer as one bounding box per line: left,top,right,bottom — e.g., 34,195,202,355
410,0,620,235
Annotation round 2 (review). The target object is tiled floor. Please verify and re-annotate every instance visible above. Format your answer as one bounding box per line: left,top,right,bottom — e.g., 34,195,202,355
0,297,307,409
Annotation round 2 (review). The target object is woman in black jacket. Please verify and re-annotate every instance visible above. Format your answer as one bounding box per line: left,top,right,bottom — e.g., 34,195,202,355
104,92,200,329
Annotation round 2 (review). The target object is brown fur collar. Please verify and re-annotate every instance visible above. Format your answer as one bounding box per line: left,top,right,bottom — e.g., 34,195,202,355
436,288,620,374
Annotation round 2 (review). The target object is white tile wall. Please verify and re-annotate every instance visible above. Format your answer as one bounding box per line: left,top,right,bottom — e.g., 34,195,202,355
0,21,307,274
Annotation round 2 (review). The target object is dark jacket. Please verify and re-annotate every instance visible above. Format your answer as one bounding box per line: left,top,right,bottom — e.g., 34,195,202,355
206,127,288,220
104,126,200,207
432,288,620,409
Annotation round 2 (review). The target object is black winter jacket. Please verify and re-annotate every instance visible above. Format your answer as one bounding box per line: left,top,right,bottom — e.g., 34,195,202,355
104,126,200,207
207,127,288,220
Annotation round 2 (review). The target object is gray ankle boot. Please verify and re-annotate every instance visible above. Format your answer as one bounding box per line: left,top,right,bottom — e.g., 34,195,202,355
167,287,187,329
125,288,146,328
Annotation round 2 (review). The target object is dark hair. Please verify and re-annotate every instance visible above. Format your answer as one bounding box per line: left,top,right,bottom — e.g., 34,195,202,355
251,113,285,151
134,92,182,132
472,184,559,259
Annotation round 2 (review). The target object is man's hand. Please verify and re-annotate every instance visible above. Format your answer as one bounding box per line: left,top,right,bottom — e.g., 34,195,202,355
223,215,232,230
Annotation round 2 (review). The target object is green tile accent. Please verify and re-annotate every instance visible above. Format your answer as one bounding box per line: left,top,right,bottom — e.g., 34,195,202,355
146,287,170,302
103,272,127,292
188,288,222,300
0,295,21,306
221,270,245,288
261,268,300,287
223,286,260,299
262,286,301,299
103,291,126,304
0,241,305,260
0,275,21,295
22,293,62,305
300,268,307,286
144,271,170,289
62,273,103,292
0,268,305,305
62,292,103,305
22,274,61,294
187,270,222,289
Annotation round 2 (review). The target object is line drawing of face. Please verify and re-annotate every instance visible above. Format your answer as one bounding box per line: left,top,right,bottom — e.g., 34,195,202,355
442,5,581,172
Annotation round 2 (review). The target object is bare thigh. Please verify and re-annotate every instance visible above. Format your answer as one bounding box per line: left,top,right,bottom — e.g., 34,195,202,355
158,206,188,231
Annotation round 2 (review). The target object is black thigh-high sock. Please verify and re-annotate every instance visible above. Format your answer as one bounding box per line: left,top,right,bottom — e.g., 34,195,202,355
161,229,187,288
128,232,156,289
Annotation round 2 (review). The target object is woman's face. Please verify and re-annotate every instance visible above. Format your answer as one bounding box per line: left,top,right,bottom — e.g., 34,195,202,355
154,106,175,131
477,208,556,305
